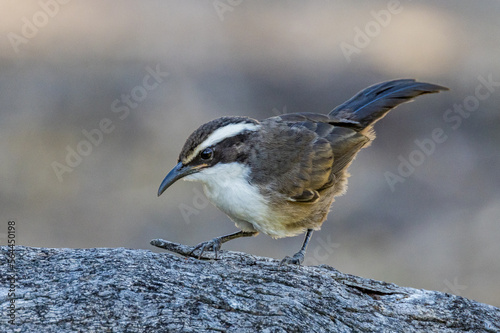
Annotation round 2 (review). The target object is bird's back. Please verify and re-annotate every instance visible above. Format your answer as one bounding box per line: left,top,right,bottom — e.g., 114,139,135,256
245,80,448,236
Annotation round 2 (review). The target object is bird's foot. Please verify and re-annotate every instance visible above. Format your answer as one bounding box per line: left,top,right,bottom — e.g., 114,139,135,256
189,237,223,260
280,251,305,266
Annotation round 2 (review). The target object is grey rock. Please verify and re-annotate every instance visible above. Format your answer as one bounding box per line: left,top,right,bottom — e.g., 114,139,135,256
1,245,499,332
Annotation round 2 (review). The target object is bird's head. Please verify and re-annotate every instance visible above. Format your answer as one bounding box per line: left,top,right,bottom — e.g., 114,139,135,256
157,116,260,197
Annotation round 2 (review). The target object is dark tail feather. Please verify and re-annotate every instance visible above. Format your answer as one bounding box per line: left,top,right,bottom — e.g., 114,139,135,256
329,79,448,128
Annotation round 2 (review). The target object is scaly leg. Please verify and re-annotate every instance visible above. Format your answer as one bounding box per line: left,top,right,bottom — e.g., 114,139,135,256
189,230,258,259
280,229,314,265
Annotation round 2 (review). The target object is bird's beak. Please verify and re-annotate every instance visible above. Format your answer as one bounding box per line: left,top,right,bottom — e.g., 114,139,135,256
157,162,198,197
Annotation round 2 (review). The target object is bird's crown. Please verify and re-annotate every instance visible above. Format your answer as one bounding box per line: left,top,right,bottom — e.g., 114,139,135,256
179,116,260,165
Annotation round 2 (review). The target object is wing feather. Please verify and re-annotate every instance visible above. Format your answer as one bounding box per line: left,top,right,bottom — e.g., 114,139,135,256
253,116,368,203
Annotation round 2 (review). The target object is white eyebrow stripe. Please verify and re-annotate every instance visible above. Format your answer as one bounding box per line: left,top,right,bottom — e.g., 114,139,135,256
183,122,260,164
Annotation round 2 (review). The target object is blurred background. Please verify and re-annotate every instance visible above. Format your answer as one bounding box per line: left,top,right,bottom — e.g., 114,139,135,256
1,0,499,306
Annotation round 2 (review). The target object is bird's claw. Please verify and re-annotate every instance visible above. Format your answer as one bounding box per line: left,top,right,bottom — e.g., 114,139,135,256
188,237,223,260
280,252,305,266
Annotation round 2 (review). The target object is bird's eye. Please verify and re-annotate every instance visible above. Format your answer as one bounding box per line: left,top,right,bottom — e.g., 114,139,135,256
200,148,213,160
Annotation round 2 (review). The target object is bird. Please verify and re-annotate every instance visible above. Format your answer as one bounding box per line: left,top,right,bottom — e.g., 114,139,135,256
157,79,448,264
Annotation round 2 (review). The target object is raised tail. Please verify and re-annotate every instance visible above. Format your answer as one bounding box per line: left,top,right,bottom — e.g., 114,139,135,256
329,79,448,128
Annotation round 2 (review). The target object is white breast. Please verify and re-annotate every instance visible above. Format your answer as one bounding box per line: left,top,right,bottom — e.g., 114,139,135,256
183,162,289,237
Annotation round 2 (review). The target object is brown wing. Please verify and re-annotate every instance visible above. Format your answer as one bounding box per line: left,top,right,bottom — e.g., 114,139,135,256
251,114,369,203
253,80,447,203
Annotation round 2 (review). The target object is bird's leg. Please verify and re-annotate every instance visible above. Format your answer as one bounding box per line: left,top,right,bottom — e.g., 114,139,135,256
280,229,314,265
189,230,258,259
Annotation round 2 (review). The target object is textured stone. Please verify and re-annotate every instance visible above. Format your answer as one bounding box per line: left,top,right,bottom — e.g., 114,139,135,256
1,246,499,332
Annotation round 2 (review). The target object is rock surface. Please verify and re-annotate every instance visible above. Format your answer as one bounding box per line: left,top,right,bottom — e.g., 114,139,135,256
1,245,499,332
